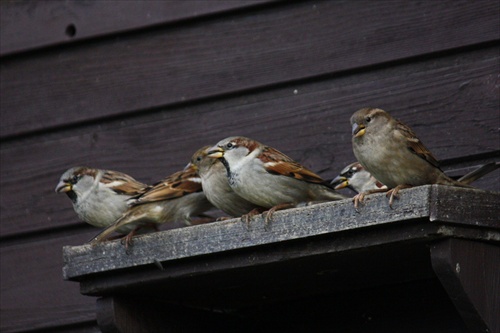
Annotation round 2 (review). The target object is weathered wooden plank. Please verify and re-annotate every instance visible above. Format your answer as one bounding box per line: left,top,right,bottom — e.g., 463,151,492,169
62,186,500,281
429,185,500,228
1,0,498,138
431,239,500,333
0,0,275,56
1,46,498,238
0,230,98,333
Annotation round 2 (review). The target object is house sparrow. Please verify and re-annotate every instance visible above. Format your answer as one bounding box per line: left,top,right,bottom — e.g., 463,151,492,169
190,146,265,218
351,107,470,207
207,136,348,222
55,166,148,231
89,163,213,248
331,161,499,194
330,162,387,193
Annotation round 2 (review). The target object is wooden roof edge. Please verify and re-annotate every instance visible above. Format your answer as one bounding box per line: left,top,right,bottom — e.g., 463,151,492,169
62,185,500,280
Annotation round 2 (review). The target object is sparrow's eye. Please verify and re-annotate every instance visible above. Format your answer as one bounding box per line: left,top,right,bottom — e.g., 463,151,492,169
365,116,372,123
70,175,81,184
226,142,235,149
196,156,202,162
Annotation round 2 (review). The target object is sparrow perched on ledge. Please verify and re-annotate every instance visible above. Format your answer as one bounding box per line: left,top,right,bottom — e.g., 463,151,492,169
191,146,264,218
90,163,213,248
350,107,470,207
55,166,148,231
330,162,387,193
207,136,347,222
331,161,499,194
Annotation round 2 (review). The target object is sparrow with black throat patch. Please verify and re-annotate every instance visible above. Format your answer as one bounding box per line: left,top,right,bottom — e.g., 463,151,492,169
55,166,149,233
207,136,348,223
331,161,499,195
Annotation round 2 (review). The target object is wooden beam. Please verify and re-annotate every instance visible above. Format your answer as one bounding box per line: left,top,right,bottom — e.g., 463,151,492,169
431,239,500,333
63,186,499,280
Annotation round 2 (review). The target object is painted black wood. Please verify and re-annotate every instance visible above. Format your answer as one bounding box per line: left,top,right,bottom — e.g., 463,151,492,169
0,0,275,56
1,0,498,138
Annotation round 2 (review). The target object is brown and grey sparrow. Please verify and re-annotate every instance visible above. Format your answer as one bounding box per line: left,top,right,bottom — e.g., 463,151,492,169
332,161,499,195
89,163,213,247
207,136,348,222
191,146,264,218
350,107,471,207
55,166,148,231
330,162,387,194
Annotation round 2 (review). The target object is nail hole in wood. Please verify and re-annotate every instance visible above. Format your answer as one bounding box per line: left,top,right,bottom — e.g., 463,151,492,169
66,24,76,38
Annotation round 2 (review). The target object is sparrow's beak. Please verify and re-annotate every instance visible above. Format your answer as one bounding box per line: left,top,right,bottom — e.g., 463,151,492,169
55,181,72,193
207,146,224,159
330,176,349,190
352,123,366,138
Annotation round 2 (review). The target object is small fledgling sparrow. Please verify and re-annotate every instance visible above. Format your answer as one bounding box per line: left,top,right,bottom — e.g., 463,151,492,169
351,107,470,207
55,166,148,231
331,161,499,194
207,136,348,221
330,162,387,193
89,163,213,247
191,146,264,218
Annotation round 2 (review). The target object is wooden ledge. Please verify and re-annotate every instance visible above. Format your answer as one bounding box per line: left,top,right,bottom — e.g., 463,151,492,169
62,185,499,332
63,185,499,281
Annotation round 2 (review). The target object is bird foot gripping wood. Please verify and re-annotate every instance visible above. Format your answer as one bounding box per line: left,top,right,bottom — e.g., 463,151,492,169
353,188,389,210
120,223,159,254
385,184,413,208
240,207,266,228
262,202,296,227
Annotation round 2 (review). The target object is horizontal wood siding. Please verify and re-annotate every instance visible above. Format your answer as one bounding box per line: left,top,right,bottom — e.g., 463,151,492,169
1,1,498,138
1,1,498,332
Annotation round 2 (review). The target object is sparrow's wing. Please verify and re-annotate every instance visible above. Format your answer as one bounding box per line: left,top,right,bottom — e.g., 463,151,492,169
395,121,440,168
131,166,202,205
261,146,326,184
102,170,148,196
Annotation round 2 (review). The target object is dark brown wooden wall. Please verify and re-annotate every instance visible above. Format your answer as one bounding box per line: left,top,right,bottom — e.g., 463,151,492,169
1,1,498,332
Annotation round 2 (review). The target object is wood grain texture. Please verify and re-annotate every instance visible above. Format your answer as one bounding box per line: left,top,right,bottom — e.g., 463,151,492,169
1,0,498,138
1,46,498,238
0,229,98,333
431,239,500,333
0,0,275,56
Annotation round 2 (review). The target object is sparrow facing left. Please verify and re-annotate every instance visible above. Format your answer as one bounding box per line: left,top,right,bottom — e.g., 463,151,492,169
351,107,470,207
331,161,499,195
330,162,387,194
207,136,348,221
55,166,149,231
90,163,213,248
